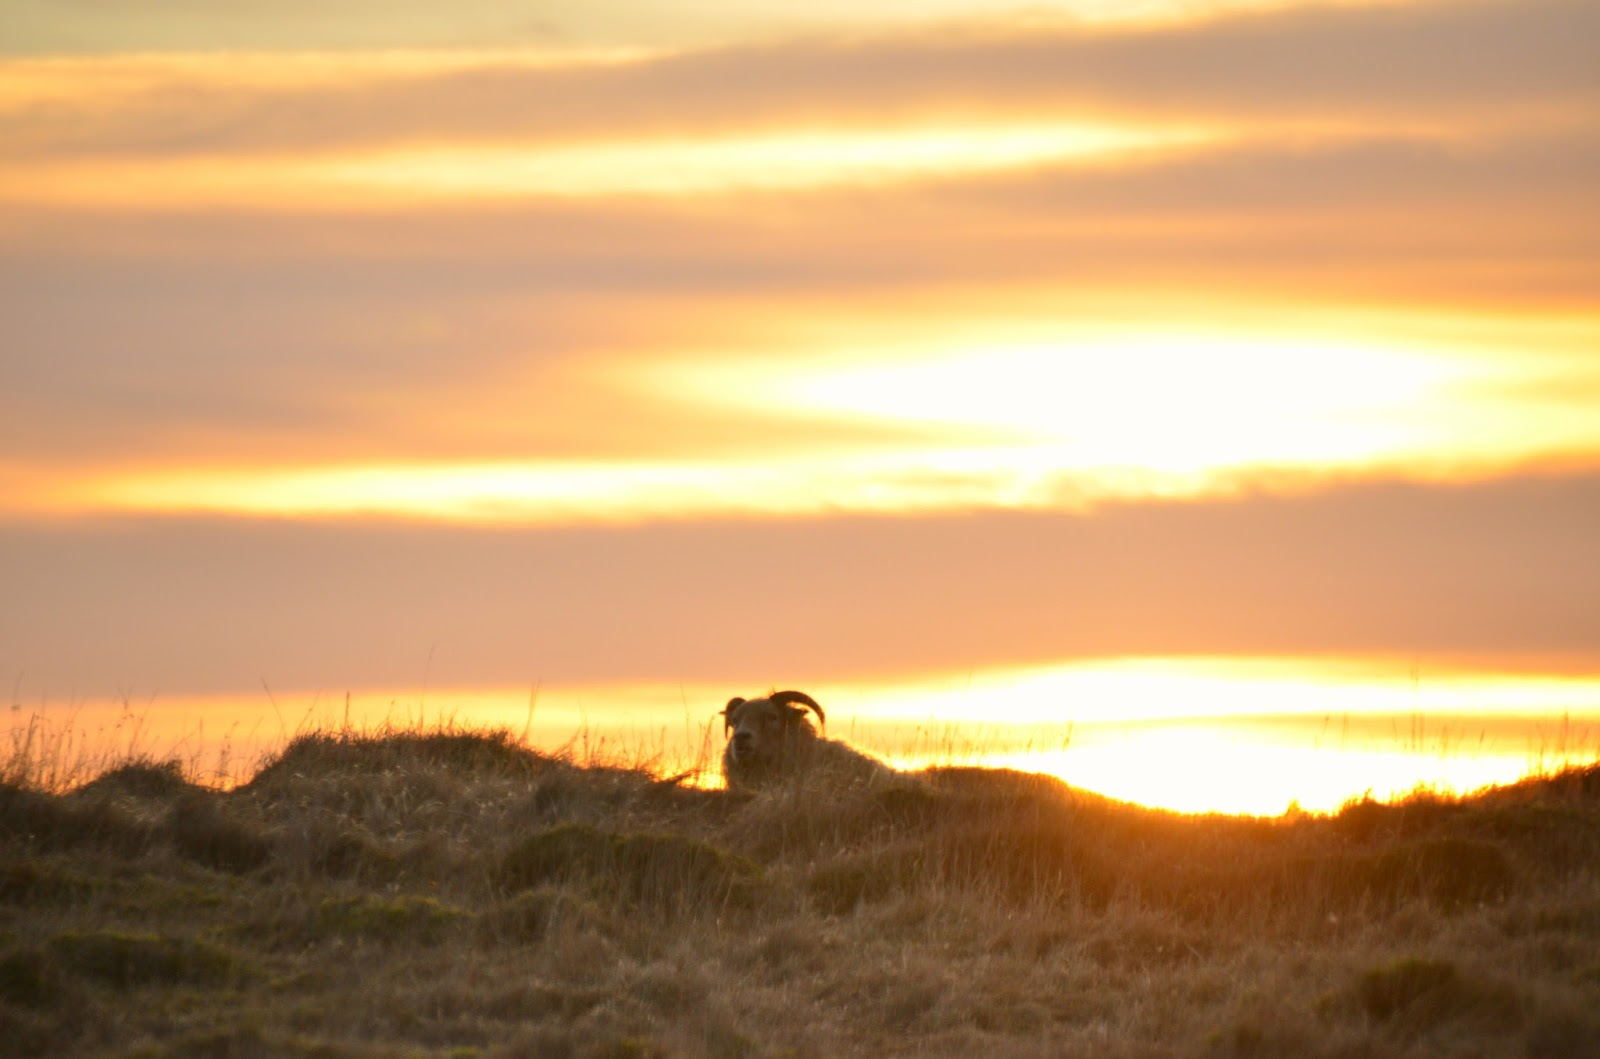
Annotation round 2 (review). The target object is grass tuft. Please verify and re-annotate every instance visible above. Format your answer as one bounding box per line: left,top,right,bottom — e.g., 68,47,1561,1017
242,727,551,793
807,847,924,913
46,930,249,989
277,818,400,882
75,757,199,801
1336,955,1525,1033
481,886,611,944
499,823,764,911
165,796,273,874
1366,836,1519,909
0,946,65,1008
0,857,101,905
0,781,156,856
309,893,472,945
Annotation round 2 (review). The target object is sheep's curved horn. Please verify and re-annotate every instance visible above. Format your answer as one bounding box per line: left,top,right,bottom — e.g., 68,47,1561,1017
722,697,746,737
770,689,825,732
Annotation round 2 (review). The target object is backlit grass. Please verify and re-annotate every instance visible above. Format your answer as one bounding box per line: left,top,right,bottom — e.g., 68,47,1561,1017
3,721,1599,1056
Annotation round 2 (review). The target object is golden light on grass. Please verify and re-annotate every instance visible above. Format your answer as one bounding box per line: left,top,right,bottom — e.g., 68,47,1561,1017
14,658,1600,813
10,679,1597,1056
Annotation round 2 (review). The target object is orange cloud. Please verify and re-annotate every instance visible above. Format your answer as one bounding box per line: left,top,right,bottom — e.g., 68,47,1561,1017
5,473,1600,697
4,0,1593,165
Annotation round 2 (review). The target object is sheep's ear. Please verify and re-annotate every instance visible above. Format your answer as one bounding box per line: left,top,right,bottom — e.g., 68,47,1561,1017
722,697,746,736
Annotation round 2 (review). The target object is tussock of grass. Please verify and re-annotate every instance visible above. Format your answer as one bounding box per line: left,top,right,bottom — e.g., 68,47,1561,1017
75,758,199,801
309,894,472,945
1333,955,1526,1033
481,887,612,944
1,781,156,856
241,728,551,792
0,946,64,1008
164,796,273,875
46,930,249,988
3,718,1599,1056
499,823,763,911
276,816,400,882
0,858,101,905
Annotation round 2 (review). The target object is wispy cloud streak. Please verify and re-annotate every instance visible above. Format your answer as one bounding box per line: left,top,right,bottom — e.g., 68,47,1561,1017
2,0,1594,163
5,474,1598,695
1,0,1595,521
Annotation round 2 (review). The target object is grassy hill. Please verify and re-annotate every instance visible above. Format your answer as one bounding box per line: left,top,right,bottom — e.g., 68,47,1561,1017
3,724,1600,1057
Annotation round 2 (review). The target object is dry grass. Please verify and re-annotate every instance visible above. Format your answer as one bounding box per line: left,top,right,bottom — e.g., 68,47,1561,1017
3,721,1600,1056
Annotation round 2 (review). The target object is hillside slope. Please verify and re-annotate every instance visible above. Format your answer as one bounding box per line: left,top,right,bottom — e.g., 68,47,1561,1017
4,727,1600,1057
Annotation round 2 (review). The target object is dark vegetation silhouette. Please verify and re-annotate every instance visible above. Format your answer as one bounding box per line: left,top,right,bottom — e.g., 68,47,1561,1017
3,723,1600,1056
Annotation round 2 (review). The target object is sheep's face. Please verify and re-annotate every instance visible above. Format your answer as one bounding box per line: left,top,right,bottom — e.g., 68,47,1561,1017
723,697,815,773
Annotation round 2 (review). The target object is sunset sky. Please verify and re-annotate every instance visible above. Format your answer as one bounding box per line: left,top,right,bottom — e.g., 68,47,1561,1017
3,1,1599,806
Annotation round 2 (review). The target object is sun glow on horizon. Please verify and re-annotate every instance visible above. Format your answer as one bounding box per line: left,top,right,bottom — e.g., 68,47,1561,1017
977,730,1586,816
830,656,1600,727
12,657,1600,814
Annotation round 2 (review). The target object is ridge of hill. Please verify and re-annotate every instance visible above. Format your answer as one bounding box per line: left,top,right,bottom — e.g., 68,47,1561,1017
4,726,1599,1056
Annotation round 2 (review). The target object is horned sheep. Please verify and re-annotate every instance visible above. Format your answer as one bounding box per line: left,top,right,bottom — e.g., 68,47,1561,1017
720,690,891,791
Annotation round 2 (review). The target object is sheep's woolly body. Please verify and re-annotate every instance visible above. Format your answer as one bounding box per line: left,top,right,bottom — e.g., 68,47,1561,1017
720,690,891,791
